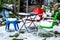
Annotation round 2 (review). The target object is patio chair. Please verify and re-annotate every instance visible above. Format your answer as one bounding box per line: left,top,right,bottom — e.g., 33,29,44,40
2,9,19,31
33,7,43,19
38,11,59,28
26,7,43,32
26,7,43,22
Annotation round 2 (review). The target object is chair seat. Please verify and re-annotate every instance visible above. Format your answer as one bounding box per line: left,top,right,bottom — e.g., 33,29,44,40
7,18,17,21
26,18,41,22
26,15,40,20
2,9,19,31
40,20,52,26
6,20,17,23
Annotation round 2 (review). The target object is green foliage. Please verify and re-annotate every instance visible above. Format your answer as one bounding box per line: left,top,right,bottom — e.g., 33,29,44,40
38,32,53,37
57,13,60,20
49,2,53,12
9,33,19,37
54,22,59,26
54,31,60,34
0,6,2,13
12,38,23,40
9,12,19,18
19,31,25,34
43,38,46,40
57,0,60,3
43,7,46,12
0,0,14,4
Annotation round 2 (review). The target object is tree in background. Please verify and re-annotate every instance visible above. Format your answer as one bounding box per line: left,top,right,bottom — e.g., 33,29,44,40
57,0,60,3
36,0,44,6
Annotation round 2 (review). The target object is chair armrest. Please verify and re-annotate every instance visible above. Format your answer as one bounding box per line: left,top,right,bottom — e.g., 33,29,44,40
6,18,17,21
30,12,37,14
38,14,42,16
44,17,53,19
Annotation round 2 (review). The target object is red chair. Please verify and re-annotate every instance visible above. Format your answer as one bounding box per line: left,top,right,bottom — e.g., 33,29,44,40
32,7,43,20
26,7,43,32
25,7,43,32
26,7,43,22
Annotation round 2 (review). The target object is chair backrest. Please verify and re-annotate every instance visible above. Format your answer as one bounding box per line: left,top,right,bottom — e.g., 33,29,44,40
51,12,59,28
38,11,59,28
2,9,7,19
53,12,58,20
32,7,43,19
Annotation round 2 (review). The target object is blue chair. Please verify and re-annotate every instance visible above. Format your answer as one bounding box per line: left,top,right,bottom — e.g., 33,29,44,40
2,9,19,31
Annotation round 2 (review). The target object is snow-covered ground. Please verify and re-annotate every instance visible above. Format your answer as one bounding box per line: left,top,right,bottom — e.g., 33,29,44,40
0,20,60,40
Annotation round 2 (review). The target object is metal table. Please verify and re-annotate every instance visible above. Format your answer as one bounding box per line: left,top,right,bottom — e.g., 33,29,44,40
18,13,38,32
27,12,38,28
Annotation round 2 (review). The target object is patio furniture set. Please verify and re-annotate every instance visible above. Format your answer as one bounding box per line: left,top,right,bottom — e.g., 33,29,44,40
1,7,59,32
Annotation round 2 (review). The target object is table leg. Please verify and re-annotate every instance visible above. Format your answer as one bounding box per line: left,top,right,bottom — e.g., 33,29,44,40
28,15,38,32
19,19,30,33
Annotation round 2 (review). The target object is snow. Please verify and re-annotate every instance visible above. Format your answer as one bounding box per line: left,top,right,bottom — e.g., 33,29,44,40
7,18,17,21
4,4,13,10
1,3,60,40
0,11,60,40
27,15,40,20
0,19,60,40
46,37,60,40
39,20,52,26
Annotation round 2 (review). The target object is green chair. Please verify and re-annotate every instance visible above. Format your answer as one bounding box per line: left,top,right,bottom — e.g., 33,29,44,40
38,12,59,28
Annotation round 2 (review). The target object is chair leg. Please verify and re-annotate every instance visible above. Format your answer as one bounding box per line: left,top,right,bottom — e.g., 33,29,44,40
5,24,7,30
14,23,17,31
17,23,19,29
7,23,10,30
5,23,10,30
